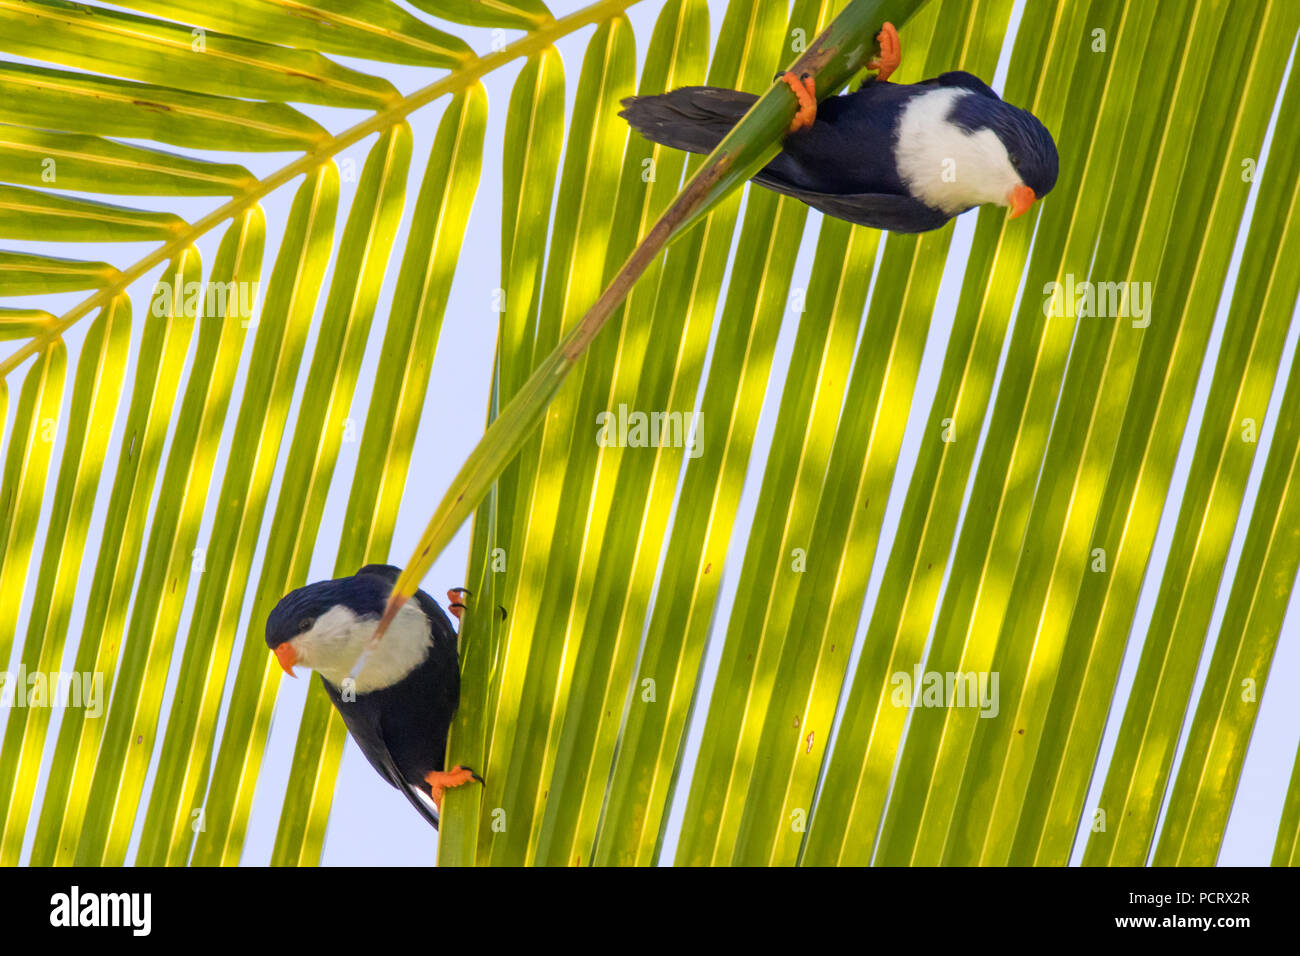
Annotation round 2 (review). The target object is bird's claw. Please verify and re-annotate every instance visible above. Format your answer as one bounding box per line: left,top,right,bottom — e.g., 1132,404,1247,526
868,22,901,83
427,765,484,812
779,71,818,134
447,587,471,620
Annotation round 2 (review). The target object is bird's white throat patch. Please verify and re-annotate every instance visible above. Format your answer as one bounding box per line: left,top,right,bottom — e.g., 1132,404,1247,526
292,600,432,695
894,87,1022,215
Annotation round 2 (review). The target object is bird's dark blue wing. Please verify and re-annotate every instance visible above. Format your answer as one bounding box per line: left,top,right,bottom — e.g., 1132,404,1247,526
760,186,953,233
745,81,954,231
757,81,918,196
320,674,443,829
622,80,956,232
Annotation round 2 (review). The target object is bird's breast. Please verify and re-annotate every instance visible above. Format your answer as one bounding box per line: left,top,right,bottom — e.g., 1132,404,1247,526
893,88,1019,215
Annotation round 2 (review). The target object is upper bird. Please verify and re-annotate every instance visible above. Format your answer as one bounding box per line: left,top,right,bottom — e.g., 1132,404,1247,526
265,564,479,829
620,23,1058,234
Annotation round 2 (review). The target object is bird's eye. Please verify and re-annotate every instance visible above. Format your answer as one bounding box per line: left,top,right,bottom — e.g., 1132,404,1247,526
298,616,315,632
1008,152,1021,168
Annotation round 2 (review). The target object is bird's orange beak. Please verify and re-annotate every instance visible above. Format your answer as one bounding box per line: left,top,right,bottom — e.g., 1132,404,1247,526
274,642,298,678
1007,183,1036,220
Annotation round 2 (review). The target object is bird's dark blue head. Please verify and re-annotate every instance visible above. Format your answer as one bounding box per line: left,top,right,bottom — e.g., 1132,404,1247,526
985,103,1058,199
265,577,385,646
946,86,1059,215
265,567,398,679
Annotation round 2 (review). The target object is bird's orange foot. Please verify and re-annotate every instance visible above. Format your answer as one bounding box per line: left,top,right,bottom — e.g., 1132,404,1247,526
446,587,471,621
427,765,483,813
779,71,818,133
868,21,901,82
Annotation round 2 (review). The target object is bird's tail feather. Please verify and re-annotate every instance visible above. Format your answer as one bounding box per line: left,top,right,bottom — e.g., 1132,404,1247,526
620,86,760,155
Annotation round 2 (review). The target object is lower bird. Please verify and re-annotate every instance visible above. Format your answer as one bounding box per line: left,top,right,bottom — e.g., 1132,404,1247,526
266,564,480,829
620,23,1058,233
